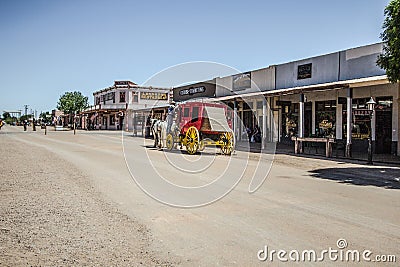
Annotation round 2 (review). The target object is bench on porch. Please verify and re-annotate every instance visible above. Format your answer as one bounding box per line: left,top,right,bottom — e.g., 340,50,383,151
291,136,336,158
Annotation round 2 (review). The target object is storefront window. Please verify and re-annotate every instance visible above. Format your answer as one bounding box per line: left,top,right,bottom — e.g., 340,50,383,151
132,92,138,103
343,98,370,139
315,100,336,137
282,103,298,140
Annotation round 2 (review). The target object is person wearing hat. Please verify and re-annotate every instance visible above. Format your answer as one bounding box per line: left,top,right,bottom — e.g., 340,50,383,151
166,105,175,133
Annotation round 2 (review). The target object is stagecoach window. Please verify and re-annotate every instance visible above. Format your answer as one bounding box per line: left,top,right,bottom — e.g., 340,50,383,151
192,106,199,119
183,107,190,117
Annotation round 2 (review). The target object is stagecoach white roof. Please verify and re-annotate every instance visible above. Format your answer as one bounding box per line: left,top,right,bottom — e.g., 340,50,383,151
212,75,388,101
204,106,231,132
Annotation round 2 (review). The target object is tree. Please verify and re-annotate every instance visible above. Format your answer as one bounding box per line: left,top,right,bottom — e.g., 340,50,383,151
2,112,10,120
39,111,52,124
2,112,15,125
377,0,400,83
57,91,88,115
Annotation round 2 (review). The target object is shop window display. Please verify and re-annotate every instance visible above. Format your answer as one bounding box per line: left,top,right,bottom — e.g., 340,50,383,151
315,100,336,137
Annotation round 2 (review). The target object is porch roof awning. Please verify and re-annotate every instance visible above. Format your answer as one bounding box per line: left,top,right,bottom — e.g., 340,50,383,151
128,103,171,113
212,75,388,101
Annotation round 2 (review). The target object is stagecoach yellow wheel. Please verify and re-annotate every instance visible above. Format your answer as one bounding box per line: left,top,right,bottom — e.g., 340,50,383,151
166,133,174,150
185,126,199,155
220,132,233,155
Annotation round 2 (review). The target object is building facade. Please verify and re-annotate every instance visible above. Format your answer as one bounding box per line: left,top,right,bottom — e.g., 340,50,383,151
173,43,399,158
83,81,171,131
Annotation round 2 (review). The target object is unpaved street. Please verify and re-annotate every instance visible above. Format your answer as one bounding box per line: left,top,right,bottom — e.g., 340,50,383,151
1,125,399,266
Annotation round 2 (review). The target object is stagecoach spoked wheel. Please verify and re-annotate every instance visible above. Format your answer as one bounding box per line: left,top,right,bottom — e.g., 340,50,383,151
185,126,199,155
166,133,174,150
220,132,233,155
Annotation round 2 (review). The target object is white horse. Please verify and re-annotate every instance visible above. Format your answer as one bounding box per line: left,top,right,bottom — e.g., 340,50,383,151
151,119,167,149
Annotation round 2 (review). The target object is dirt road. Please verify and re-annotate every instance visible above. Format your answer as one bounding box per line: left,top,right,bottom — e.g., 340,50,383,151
0,128,179,266
1,126,399,266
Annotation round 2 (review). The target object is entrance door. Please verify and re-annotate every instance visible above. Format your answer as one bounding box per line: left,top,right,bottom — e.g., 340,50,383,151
375,97,393,154
375,109,392,154
102,116,108,130
243,110,254,130
304,102,312,137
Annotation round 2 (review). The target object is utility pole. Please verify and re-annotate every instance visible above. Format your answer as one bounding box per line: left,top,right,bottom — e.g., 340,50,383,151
73,112,77,135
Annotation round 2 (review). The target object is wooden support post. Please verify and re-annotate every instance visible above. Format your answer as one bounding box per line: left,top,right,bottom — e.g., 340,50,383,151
294,138,299,154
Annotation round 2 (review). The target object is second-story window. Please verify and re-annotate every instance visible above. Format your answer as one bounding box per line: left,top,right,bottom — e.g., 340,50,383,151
120,92,126,103
133,92,138,103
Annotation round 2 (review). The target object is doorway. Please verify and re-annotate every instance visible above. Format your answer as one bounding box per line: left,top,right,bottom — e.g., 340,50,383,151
375,97,393,154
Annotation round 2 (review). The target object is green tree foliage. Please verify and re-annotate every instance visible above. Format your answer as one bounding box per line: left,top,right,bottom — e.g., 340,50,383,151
2,112,11,119
39,111,52,124
377,0,400,83
20,114,32,122
57,91,88,114
2,112,16,125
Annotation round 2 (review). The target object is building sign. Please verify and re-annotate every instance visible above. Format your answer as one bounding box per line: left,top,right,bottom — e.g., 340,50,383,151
114,81,136,87
352,109,373,116
115,81,129,86
140,92,168,100
297,63,312,79
232,72,251,91
173,80,216,102
319,119,333,130
179,86,206,96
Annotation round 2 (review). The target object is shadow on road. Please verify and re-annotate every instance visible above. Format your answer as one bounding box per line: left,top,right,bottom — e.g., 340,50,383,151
309,167,400,189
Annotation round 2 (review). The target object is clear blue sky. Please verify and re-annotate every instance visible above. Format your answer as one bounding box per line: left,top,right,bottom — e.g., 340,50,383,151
0,0,390,114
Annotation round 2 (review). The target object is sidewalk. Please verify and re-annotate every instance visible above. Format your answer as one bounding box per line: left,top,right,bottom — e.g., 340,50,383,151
235,140,400,166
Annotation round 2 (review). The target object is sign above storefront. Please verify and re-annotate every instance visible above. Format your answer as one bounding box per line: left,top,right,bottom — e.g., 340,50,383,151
297,63,312,80
114,81,136,87
173,80,216,102
232,72,251,91
179,86,206,96
140,92,168,100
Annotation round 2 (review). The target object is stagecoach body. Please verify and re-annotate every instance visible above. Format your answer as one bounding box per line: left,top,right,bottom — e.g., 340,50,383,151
166,101,234,155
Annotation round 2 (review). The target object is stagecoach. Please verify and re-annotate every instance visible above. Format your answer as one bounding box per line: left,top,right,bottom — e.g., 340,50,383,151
166,101,234,155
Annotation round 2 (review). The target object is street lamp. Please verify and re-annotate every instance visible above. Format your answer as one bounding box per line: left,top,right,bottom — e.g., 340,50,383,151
367,97,376,111
366,97,376,165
